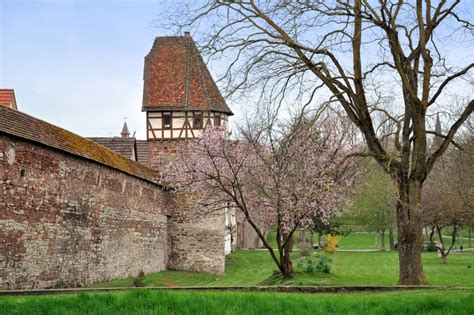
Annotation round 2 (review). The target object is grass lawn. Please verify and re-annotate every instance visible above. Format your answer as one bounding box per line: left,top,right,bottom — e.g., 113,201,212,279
94,250,474,288
1,289,473,315
339,232,386,250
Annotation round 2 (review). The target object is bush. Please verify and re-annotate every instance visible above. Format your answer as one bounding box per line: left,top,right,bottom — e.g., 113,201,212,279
132,270,145,287
306,259,314,274
323,234,341,254
314,254,332,273
297,254,332,274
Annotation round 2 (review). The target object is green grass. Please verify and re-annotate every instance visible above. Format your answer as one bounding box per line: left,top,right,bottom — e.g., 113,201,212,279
94,250,474,288
339,232,386,250
1,289,473,315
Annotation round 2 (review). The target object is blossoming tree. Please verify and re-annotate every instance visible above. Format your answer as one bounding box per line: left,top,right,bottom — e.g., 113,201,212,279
162,114,358,279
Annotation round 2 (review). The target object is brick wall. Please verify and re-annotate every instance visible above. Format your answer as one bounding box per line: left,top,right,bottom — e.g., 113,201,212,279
0,134,169,289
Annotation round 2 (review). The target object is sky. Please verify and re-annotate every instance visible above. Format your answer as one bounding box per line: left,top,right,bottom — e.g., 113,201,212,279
0,0,186,139
1,1,472,140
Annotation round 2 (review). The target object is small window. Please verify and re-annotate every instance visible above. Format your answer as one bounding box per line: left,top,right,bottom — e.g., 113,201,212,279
193,112,203,129
214,113,221,127
163,113,172,129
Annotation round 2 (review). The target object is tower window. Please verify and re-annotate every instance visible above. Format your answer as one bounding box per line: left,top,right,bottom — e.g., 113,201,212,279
214,113,221,127
163,113,172,129
193,112,203,129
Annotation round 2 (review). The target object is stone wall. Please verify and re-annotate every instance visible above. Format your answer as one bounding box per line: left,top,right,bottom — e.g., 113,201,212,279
0,134,169,289
167,201,225,275
148,141,226,275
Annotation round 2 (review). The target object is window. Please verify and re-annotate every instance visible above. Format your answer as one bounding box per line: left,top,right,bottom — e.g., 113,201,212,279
163,113,172,129
214,113,221,127
193,112,203,129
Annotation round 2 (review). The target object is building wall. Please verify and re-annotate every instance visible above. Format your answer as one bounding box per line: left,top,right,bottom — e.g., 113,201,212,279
147,111,229,141
167,195,225,275
0,134,169,289
147,140,226,275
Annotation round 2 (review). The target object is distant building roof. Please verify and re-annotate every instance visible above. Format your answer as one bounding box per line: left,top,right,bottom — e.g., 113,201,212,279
0,106,160,186
142,34,233,115
88,137,136,160
0,89,17,110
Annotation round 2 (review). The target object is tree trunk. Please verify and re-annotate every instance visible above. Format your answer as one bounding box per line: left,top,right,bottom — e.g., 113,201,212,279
429,226,436,250
389,226,395,250
301,230,307,243
396,180,427,285
280,234,293,279
440,254,447,264
380,230,386,251
469,227,472,249
318,232,322,247
310,231,314,245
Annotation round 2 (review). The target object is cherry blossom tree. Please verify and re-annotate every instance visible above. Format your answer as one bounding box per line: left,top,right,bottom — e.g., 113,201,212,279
162,114,358,279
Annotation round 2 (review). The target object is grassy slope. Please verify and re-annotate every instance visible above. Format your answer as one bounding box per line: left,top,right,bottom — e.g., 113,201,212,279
1,289,473,315
94,250,474,288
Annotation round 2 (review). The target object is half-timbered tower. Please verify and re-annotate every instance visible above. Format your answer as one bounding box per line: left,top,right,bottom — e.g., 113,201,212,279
142,32,233,142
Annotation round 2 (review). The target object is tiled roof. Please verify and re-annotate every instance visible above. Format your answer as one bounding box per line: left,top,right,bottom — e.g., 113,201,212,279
88,137,136,160
0,106,160,186
0,89,17,109
142,34,233,115
136,140,150,166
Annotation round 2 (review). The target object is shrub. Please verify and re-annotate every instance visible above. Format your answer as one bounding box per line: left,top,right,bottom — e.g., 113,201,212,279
132,270,145,287
306,259,314,274
323,234,341,254
314,254,332,273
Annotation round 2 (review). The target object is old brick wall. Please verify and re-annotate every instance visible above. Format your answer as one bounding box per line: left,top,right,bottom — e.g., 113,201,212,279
0,134,169,289
148,141,226,275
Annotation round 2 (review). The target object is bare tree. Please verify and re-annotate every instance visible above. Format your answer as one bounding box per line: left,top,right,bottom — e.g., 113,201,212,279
162,0,474,284
422,119,474,263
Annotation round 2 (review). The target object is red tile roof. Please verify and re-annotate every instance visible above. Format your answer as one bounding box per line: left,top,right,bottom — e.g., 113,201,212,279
0,89,17,109
142,35,233,115
0,106,161,186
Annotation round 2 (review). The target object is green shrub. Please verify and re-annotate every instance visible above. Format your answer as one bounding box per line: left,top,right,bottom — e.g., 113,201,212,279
306,259,314,274
314,253,332,273
132,270,145,287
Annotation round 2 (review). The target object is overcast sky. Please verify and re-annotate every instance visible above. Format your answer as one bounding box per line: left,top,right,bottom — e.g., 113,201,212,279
0,0,188,139
1,1,472,140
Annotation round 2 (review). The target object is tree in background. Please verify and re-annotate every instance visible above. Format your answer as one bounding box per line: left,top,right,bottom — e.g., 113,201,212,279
422,118,473,263
348,165,397,251
165,0,474,284
162,113,357,279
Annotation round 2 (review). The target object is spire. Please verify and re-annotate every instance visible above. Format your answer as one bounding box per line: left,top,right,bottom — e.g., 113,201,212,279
121,121,130,138
433,113,442,149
